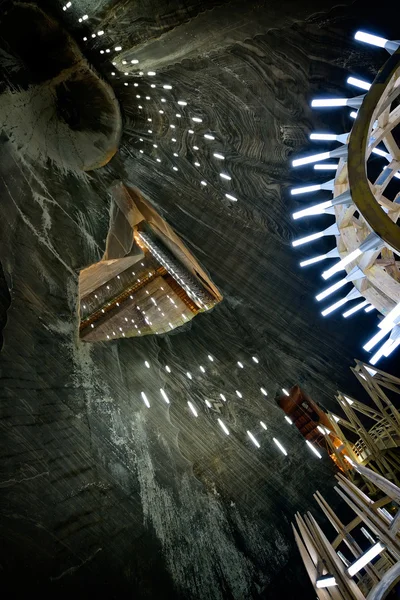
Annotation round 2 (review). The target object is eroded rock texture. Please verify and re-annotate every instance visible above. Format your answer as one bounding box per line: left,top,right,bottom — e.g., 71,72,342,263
0,0,398,597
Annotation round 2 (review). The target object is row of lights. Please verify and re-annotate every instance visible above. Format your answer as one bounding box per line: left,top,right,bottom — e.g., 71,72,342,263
72,7,323,459
139,353,322,459
108,60,241,202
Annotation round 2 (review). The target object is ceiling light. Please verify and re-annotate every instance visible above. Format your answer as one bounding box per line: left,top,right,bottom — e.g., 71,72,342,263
260,421,267,430
355,30,399,52
316,277,347,302
347,542,385,577
322,248,362,280
218,419,229,435
292,224,339,248
343,300,369,318
306,440,322,458
273,438,287,456
141,392,150,408
291,183,330,195
282,388,290,396
160,389,170,404
260,388,267,396
293,151,333,168
188,401,198,417
310,133,338,140
347,76,371,91
292,200,333,219
284,416,293,424
225,194,238,202
378,301,400,330
321,297,349,317
316,575,337,589
311,98,348,107
314,163,339,170
247,431,260,448
300,255,327,267
363,325,393,352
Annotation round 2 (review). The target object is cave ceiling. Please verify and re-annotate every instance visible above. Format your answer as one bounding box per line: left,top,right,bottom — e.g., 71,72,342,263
0,0,399,597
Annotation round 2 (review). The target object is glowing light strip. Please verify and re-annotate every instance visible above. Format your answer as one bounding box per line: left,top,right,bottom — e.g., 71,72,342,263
379,301,400,330
300,254,327,267
247,431,260,448
187,401,198,417
306,440,322,458
363,325,393,351
310,133,338,140
347,542,385,577
160,388,170,404
314,163,339,170
218,418,229,435
343,300,369,318
316,576,337,589
292,151,330,167
347,76,371,90
355,31,387,47
321,297,348,316
312,98,347,107
316,277,347,301
141,392,150,408
322,248,362,279
291,184,321,195
292,200,332,220
355,30,399,53
273,438,287,456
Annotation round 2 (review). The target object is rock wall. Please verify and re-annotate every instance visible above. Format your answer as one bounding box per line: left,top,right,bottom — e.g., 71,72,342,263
0,0,398,597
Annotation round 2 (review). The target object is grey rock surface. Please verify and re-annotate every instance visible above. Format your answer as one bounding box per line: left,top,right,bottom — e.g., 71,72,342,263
0,0,398,597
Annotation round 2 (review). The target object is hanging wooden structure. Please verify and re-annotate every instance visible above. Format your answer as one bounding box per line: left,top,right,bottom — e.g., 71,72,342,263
325,361,400,488
291,32,400,366
293,464,400,599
